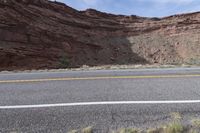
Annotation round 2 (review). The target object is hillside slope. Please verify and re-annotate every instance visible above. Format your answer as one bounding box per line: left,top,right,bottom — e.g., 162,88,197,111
0,0,200,70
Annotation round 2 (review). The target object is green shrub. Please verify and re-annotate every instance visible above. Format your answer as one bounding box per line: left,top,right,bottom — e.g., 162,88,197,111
59,55,70,68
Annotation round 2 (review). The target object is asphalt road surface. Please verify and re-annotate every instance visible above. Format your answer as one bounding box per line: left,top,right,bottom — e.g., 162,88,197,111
1,67,200,132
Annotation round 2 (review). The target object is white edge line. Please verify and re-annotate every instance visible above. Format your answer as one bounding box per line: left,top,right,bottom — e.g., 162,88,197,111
1,100,200,109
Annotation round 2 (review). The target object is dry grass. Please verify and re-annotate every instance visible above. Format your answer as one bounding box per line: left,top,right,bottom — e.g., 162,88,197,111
146,128,162,133
68,113,200,133
118,128,140,133
191,119,200,128
68,130,78,133
81,126,93,133
170,112,182,120
68,122,193,133
116,122,183,133
163,121,183,133
68,126,93,133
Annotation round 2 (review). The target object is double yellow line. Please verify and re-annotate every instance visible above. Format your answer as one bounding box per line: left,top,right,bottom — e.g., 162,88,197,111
0,74,200,83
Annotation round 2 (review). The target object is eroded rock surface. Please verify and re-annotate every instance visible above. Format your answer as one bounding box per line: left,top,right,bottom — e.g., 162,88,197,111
0,0,200,70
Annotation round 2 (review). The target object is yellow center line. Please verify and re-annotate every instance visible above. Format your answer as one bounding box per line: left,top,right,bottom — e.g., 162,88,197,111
0,74,200,83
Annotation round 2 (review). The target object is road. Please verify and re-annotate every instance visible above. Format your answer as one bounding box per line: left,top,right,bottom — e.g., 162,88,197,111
1,67,200,132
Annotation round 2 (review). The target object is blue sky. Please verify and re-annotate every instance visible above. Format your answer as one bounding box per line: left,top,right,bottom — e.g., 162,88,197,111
57,0,200,17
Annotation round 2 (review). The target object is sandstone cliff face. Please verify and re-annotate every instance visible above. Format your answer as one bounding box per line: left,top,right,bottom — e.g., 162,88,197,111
0,0,200,70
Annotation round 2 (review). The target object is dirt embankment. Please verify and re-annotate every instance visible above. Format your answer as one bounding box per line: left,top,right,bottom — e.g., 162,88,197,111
0,0,200,71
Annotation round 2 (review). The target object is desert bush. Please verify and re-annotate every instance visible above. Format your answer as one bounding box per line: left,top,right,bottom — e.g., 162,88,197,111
59,55,70,68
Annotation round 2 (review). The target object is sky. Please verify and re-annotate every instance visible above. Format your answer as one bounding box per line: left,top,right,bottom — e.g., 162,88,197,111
56,0,200,17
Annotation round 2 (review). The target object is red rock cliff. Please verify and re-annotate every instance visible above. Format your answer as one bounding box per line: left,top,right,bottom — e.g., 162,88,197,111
0,0,200,70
